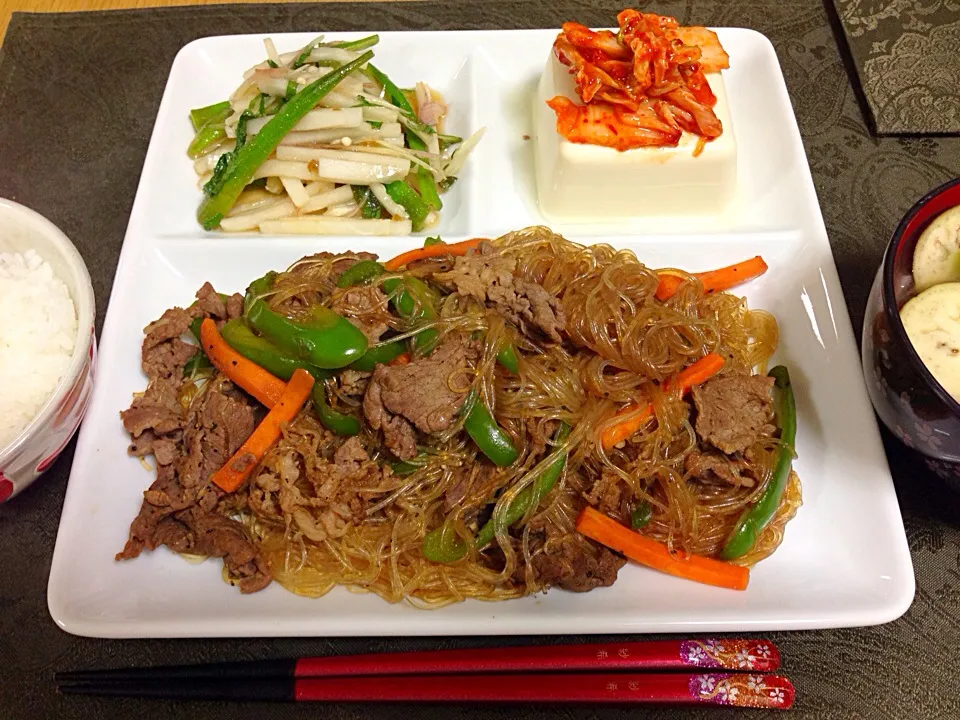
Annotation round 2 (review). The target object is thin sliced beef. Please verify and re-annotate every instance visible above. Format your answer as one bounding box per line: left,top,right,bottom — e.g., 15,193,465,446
692,374,775,454
331,285,389,344
684,448,756,488
129,430,180,466
339,369,370,397
532,539,626,592
142,307,194,358
195,282,227,318
362,336,476,459
434,242,566,343
254,436,391,543
118,380,269,593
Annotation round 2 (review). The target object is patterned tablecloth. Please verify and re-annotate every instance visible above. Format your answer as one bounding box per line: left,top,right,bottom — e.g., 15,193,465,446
0,2,958,718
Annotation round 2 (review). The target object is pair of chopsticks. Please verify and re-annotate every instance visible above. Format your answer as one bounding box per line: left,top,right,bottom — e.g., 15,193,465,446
56,639,794,708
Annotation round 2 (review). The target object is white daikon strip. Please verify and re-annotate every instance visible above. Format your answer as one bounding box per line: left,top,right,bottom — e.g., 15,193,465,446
275,145,411,172
277,122,402,147
444,127,486,177
193,141,236,174
230,188,284,215
264,38,281,66
324,201,360,217
307,47,359,64
253,160,317,181
280,177,310,208
300,185,355,214
304,180,337,195
361,105,400,123
260,217,412,236
369,183,408,219
256,77,289,97
247,107,364,136
265,177,284,194
317,91,359,109
221,198,296,231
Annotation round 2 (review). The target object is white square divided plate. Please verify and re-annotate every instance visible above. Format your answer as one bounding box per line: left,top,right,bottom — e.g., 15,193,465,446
47,29,915,637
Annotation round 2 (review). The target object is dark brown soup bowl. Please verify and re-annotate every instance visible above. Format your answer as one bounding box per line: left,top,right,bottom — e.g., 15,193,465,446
862,178,960,483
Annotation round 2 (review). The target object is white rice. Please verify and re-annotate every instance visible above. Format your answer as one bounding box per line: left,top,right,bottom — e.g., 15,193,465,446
0,249,77,449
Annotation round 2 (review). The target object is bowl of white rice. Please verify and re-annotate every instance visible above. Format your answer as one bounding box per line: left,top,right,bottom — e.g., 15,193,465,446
0,198,95,503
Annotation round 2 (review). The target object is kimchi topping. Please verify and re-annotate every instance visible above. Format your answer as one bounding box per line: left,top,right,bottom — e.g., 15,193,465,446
548,10,731,152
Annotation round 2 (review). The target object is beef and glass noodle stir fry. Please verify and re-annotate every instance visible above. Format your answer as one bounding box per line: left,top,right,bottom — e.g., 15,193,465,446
118,227,800,603
190,35,482,235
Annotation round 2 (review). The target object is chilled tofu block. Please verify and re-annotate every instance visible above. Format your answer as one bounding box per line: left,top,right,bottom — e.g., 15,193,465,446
533,54,737,221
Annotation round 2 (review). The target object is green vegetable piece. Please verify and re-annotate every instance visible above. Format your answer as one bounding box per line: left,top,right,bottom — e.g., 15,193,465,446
285,80,297,101
190,101,231,131
423,236,444,247
247,300,368,369
630,501,652,529
243,271,277,315
349,340,406,371
197,52,374,230
220,318,330,381
183,350,212,377
390,453,426,477
416,167,443,211
496,344,519,374
422,524,469,563
463,391,520,468
331,34,380,51
425,423,569,563
351,185,383,219
366,63,415,115
243,275,369,370
474,423,569,548
312,383,361,436
720,366,797,560
188,125,227,159
381,276,439,356
337,259,386,288
438,132,462,147
384,181,430,232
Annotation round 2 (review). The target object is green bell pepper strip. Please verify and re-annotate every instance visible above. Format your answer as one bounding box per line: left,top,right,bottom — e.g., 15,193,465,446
495,344,519,374
331,34,380,51
385,181,430,232
423,423,569,562
220,318,330,381
246,300,368,369
244,272,277,315
311,383,361,436
197,51,374,230
474,422,569,547
390,453,427,476
381,276,439,356
720,365,797,560
462,390,519,468
630,501,652,529
190,101,231,131
348,340,407,371
336,259,386,288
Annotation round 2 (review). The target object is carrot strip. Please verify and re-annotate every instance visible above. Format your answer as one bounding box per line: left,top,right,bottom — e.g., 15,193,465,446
211,368,315,493
388,352,411,366
576,506,749,591
199,318,286,408
655,256,768,301
600,352,725,450
383,238,485,271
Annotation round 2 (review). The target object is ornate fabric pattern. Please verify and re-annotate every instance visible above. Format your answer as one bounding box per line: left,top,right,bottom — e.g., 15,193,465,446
833,0,960,133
